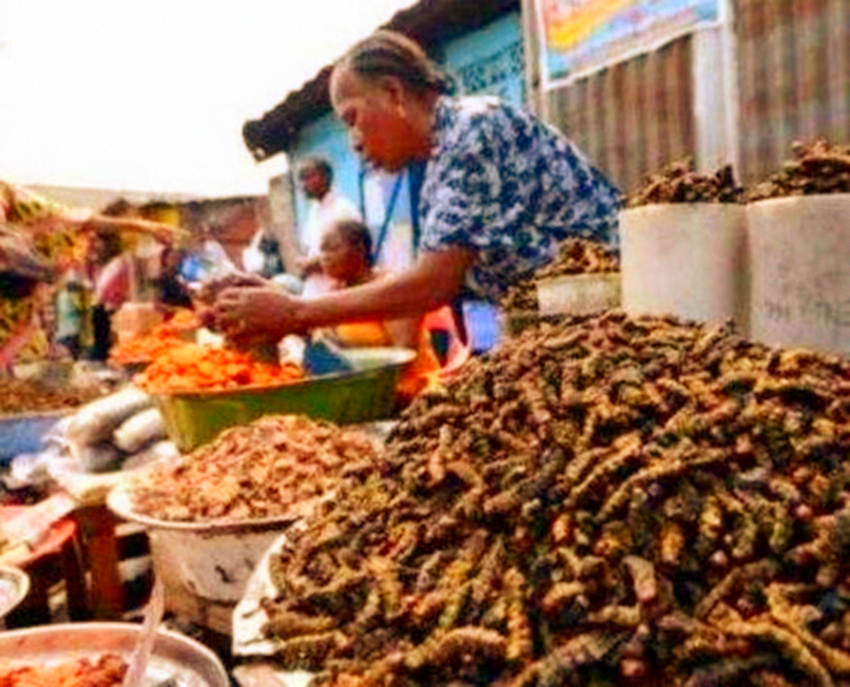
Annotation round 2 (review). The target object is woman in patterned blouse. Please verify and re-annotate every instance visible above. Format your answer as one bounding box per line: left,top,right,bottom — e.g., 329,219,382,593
215,30,620,342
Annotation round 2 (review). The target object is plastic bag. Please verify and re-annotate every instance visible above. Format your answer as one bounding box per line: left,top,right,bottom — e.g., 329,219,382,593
65,386,153,445
113,408,166,454
120,440,178,472
73,442,123,473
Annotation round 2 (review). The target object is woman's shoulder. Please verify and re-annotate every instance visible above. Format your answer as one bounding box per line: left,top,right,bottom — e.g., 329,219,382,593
437,95,505,132
435,95,548,155
440,95,536,127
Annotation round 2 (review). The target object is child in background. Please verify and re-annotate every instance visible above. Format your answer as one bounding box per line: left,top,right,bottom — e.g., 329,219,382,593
316,219,440,405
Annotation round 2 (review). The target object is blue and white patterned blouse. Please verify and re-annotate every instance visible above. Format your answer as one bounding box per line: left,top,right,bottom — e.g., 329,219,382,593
418,95,621,302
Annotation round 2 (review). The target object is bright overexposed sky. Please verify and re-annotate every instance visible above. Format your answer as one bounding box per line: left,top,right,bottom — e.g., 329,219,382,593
0,0,417,197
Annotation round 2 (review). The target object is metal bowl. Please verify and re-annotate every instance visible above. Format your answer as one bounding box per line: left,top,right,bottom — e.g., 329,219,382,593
0,564,29,619
0,622,229,686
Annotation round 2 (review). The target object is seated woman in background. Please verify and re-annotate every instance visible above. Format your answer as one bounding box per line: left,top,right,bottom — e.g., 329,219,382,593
316,219,441,405
154,245,193,314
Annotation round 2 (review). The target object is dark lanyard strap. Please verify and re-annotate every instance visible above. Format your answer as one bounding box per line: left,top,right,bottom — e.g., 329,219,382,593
372,172,404,263
408,159,427,257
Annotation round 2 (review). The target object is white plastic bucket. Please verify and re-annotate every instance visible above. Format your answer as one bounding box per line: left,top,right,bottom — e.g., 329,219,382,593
147,526,286,602
620,204,748,330
748,194,850,355
536,273,621,316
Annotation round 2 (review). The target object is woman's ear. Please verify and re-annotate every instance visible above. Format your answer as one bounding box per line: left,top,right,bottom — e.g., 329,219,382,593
377,75,408,115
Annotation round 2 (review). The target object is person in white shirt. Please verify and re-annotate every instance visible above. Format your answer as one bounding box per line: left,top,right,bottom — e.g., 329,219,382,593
296,157,361,298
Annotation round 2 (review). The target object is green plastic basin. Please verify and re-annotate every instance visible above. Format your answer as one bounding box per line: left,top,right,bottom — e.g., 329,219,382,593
154,347,415,452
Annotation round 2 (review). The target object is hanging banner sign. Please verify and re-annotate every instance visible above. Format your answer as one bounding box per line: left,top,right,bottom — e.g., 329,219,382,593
537,0,720,88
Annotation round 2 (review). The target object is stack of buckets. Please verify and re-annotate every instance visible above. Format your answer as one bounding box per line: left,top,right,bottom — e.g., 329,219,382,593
619,193,850,357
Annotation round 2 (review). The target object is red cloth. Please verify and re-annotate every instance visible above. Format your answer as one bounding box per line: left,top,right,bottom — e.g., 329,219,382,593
93,255,132,312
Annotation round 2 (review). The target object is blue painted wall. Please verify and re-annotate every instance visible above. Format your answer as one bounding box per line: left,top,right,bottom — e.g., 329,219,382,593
443,11,525,106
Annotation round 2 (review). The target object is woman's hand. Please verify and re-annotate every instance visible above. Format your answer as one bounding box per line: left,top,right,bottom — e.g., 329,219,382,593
197,271,268,305
213,246,475,339
213,286,306,340
295,255,322,278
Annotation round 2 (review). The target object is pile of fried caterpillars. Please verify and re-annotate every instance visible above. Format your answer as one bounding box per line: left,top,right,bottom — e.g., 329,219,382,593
748,139,850,201
260,311,850,687
626,160,744,208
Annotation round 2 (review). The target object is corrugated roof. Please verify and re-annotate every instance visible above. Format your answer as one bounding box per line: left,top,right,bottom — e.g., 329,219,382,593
243,0,519,160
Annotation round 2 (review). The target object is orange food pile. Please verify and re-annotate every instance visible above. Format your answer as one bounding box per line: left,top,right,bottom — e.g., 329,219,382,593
158,308,198,335
111,309,199,364
111,335,181,365
138,343,303,393
0,653,127,687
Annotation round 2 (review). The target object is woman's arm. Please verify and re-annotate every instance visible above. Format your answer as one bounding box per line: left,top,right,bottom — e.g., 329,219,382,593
214,246,475,340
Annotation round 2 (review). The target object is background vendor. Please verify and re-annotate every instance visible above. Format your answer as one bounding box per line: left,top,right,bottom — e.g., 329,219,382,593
153,245,193,314
295,157,361,298
215,30,620,349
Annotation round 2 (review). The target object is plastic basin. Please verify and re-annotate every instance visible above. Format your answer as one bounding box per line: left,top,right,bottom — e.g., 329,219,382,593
154,347,415,452
0,622,228,686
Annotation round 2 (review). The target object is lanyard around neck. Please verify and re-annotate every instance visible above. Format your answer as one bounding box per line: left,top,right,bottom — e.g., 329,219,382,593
370,171,404,264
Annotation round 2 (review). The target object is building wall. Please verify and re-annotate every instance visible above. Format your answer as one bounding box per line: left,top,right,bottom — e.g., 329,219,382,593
544,35,696,196
736,0,850,186
535,0,850,195
289,114,363,246
443,11,525,105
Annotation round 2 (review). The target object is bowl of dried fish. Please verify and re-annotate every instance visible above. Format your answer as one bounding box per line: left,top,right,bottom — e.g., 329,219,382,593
0,622,228,686
107,479,305,604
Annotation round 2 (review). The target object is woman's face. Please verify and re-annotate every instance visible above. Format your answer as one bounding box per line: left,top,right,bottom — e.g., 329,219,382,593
90,233,116,264
319,228,361,283
299,167,329,200
330,67,412,173
162,248,183,274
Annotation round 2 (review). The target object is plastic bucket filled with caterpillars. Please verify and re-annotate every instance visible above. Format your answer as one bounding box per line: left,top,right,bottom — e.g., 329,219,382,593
746,140,850,355
619,161,748,332
498,238,621,336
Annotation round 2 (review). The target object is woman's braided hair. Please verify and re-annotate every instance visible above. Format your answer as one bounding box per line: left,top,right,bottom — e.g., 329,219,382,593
338,30,454,96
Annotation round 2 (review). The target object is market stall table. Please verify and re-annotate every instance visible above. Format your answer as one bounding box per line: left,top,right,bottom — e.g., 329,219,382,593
0,505,87,626
74,503,126,619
